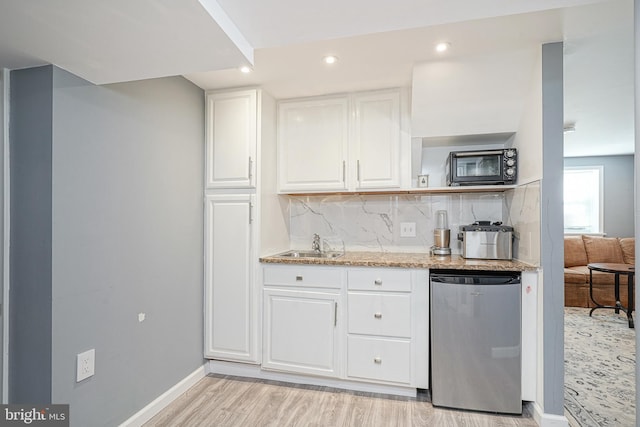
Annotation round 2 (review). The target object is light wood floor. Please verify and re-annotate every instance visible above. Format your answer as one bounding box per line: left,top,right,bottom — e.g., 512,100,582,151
144,374,538,427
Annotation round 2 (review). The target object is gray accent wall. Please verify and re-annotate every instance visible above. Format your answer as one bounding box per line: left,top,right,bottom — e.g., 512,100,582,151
541,42,565,417
9,65,54,404
564,155,634,238
9,66,204,425
634,0,639,417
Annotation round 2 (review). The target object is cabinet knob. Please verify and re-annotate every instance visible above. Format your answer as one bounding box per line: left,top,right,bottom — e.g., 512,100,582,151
296,275,303,281
374,279,382,285
373,357,382,364
374,313,382,319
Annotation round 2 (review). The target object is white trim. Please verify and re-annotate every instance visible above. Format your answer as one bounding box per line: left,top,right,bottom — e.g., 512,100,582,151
119,365,207,427
530,401,569,427
206,360,418,398
197,0,254,65
1,68,9,404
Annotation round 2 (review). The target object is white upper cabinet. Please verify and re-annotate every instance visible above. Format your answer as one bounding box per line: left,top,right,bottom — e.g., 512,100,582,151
206,90,257,189
352,90,401,189
278,89,405,193
278,96,349,192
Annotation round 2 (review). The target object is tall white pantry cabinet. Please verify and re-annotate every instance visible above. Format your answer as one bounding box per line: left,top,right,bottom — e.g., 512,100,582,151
204,88,285,364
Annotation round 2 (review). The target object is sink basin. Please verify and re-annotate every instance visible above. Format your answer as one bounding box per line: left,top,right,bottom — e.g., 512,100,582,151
276,250,344,259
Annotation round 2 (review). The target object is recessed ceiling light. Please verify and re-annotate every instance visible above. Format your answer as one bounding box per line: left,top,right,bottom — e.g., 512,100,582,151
323,55,338,65
435,42,451,53
239,66,252,74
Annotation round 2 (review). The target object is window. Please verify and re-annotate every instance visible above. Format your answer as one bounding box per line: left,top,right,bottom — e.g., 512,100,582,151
563,166,603,234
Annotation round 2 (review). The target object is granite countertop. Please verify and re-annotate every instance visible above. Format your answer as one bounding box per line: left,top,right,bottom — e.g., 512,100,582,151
259,251,537,271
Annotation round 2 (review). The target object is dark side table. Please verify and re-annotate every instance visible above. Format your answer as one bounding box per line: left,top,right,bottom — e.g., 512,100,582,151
588,263,634,328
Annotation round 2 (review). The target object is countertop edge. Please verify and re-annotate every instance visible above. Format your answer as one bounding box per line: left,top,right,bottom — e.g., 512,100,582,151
259,252,538,272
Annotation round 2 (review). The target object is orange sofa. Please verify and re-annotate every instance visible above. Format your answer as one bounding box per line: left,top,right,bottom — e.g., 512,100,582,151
564,235,635,307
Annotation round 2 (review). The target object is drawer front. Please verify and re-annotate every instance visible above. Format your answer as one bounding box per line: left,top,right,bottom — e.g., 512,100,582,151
263,265,342,288
348,293,411,337
347,336,411,384
348,268,411,292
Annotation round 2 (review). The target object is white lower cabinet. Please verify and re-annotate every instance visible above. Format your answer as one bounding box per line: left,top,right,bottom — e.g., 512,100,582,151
347,293,411,338
347,336,411,384
262,264,429,389
263,289,340,377
262,265,342,377
346,268,426,386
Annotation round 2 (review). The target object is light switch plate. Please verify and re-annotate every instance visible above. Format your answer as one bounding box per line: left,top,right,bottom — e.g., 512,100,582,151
76,349,95,382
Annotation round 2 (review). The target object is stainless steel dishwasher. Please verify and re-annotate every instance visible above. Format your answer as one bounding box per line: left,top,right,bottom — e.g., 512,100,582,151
430,270,522,414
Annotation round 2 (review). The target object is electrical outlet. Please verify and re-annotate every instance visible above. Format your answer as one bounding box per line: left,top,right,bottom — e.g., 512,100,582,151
400,222,416,237
76,349,95,382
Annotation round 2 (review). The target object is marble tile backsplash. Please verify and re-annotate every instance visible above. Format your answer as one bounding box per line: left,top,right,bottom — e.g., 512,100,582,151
289,193,507,254
504,180,541,266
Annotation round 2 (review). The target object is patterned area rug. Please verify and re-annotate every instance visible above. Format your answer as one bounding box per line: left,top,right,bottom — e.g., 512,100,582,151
564,307,635,426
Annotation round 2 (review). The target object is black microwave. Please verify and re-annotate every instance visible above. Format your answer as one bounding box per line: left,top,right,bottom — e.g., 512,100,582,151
446,148,517,186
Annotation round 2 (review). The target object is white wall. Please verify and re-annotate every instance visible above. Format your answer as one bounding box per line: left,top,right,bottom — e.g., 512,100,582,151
513,49,543,184
411,49,539,138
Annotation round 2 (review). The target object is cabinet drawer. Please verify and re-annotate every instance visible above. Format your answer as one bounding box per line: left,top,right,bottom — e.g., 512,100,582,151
347,336,411,384
348,268,411,292
348,293,411,337
263,265,342,288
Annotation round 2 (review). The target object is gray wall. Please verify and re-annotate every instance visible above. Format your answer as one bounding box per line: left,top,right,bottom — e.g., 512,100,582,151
634,0,639,416
9,66,205,425
564,155,635,237
541,42,565,416
9,66,54,403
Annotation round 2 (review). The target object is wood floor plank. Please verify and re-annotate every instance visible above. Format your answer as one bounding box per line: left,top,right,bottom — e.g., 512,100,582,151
144,374,538,427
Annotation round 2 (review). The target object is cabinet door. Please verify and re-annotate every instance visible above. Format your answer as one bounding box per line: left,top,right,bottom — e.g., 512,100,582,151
204,194,257,362
206,90,257,189
278,96,348,192
263,289,339,377
352,90,401,189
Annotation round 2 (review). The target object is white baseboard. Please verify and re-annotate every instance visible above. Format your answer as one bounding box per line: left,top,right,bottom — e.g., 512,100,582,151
530,401,569,427
119,365,207,427
206,360,418,398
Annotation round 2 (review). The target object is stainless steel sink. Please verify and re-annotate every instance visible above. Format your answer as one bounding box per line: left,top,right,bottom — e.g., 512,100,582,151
276,250,344,259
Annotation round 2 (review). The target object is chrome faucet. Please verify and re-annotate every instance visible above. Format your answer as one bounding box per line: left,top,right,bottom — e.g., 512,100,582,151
312,233,321,254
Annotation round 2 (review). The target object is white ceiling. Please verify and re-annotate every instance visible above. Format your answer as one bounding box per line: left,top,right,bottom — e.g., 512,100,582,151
0,0,252,84
0,0,633,157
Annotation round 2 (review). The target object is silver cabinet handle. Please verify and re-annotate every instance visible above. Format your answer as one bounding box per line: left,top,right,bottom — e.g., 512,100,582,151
248,156,253,183
296,275,303,281
342,160,346,183
373,357,382,364
374,279,382,285
357,160,361,181
374,313,382,319
249,202,253,224
334,302,338,327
